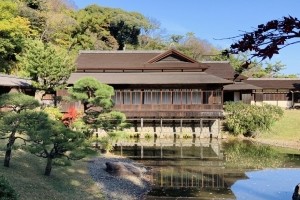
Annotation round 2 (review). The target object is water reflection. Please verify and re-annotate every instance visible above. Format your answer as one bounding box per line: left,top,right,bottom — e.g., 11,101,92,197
111,138,300,199
232,169,300,200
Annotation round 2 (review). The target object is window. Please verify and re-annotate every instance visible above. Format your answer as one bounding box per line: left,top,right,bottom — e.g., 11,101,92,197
192,89,202,104
172,89,181,104
132,90,141,105
161,90,171,104
123,90,131,104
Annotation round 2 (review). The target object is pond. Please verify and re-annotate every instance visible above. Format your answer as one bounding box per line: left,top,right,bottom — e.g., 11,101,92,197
111,137,300,200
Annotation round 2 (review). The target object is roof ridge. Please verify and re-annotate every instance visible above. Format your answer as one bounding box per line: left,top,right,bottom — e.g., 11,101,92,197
0,73,30,80
248,78,300,80
79,50,164,54
200,61,230,64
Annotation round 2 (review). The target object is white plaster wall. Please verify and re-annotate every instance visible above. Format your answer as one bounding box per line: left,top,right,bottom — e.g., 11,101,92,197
251,100,292,108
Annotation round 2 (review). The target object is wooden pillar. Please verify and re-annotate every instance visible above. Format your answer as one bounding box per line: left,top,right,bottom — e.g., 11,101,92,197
140,118,144,138
179,119,183,139
160,118,164,138
121,143,123,156
141,145,144,159
160,144,163,158
199,119,203,138
180,142,183,158
292,91,294,108
217,119,221,138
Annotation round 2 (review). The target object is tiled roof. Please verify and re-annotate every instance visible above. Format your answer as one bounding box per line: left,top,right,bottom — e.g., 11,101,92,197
202,61,237,80
68,72,232,85
76,49,207,71
224,82,261,91
244,78,300,90
0,74,31,87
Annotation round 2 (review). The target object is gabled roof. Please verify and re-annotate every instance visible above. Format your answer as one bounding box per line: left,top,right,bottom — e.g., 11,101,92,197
76,49,207,71
0,74,31,87
147,49,199,64
244,78,300,90
68,72,232,85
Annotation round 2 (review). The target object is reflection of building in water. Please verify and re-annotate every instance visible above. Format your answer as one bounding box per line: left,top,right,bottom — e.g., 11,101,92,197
144,162,246,199
114,138,223,159
112,139,247,199
152,166,225,188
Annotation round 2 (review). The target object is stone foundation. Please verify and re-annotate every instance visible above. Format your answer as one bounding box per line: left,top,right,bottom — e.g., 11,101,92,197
124,118,220,138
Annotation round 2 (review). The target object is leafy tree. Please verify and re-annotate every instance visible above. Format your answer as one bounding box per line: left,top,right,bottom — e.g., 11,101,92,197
68,77,114,115
0,93,39,167
40,0,77,48
212,52,290,77
25,113,89,176
43,106,63,121
179,33,218,61
67,77,128,144
136,34,167,50
224,102,283,136
17,39,75,102
70,5,118,51
223,16,300,68
0,0,34,73
70,5,151,51
108,8,152,50
98,111,129,132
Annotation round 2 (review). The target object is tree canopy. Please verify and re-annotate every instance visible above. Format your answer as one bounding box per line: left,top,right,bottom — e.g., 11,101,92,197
223,16,300,69
0,93,40,167
17,39,75,93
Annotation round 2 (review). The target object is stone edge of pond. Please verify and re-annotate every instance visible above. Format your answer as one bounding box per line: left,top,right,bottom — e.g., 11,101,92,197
87,153,152,200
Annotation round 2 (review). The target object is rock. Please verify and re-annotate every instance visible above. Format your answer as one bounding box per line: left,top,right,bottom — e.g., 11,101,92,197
106,161,144,177
292,183,300,200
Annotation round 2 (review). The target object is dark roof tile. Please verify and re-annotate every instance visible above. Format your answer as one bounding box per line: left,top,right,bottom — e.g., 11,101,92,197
68,72,232,85
244,78,300,90
0,74,31,87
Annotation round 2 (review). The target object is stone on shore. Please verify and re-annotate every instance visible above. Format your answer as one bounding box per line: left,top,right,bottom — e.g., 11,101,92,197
106,161,146,177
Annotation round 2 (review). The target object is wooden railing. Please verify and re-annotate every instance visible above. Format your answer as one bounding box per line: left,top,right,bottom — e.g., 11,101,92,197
114,104,223,111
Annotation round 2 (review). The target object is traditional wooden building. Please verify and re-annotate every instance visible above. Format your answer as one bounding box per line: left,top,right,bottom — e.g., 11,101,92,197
66,49,232,138
203,61,261,104
0,73,32,95
244,78,300,108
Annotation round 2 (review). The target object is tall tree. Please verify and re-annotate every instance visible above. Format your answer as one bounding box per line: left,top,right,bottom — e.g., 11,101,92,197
67,77,127,142
26,116,89,176
223,16,300,68
17,39,75,102
68,77,114,112
0,93,40,167
70,5,151,51
0,0,34,73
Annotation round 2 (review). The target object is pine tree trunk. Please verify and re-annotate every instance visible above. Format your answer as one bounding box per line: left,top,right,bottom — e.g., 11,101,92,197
4,136,15,167
4,145,12,167
44,157,53,176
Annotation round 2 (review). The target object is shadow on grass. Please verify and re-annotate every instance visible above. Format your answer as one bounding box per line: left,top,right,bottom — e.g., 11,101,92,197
0,149,103,200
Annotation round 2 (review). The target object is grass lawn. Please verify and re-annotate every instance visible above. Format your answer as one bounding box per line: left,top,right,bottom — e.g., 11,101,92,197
0,143,103,200
259,109,300,141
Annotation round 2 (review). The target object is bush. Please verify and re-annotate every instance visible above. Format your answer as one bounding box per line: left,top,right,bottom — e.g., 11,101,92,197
0,175,18,200
224,102,283,136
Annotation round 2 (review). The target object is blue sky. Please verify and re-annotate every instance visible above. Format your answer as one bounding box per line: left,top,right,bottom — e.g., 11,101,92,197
73,0,300,75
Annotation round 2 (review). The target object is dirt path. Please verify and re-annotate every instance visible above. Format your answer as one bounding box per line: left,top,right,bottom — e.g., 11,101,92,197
251,138,300,150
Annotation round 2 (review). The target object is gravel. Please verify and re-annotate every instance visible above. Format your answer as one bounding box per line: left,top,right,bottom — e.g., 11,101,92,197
88,154,152,200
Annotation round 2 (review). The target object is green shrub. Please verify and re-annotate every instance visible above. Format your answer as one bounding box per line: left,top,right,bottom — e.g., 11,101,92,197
0,175,18,200
224,102,283,136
